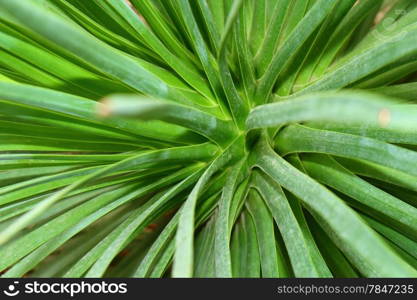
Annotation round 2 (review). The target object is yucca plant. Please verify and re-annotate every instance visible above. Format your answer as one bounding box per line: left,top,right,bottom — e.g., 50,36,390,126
0,0,417,278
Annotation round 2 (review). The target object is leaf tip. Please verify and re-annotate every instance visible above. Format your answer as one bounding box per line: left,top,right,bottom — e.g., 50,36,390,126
378,108,391,128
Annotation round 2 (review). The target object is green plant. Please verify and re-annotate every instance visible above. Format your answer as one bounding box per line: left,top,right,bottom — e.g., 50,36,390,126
0,0,417,278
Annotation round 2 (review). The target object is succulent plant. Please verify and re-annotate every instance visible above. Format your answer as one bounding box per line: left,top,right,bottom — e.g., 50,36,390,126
0,0,416,278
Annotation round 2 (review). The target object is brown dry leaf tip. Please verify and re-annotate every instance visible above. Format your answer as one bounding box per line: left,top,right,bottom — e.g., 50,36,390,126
125,0,148,25
378,108,391,127
98,98,112,117
374,2,395,25
143,223,158,233
375,11,385,25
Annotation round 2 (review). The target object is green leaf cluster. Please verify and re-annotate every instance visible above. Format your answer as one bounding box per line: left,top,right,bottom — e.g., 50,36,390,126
1,0,417,278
